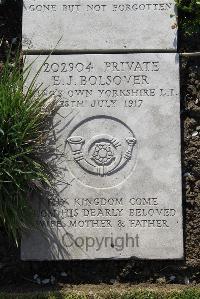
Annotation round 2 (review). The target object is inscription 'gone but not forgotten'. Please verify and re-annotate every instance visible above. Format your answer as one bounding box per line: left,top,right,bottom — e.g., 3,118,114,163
22,0,177,51
21,53,183,260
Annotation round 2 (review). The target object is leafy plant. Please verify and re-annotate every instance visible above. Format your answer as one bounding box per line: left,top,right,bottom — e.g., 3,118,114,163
0,53,56,245
176,0,200,35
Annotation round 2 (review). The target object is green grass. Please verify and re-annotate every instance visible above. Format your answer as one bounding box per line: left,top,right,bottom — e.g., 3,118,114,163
0,288,200,299
0,53,56,244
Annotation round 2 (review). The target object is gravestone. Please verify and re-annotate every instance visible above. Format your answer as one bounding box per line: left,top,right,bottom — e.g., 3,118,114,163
21,0,183,261
21,53,183,260
22,0,177,51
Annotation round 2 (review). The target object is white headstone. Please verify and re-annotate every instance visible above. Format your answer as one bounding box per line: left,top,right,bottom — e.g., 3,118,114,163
22,0,177,51
21,53,183,260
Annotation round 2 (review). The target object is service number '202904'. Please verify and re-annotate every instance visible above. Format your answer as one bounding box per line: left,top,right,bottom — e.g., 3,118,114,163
43,62,94,73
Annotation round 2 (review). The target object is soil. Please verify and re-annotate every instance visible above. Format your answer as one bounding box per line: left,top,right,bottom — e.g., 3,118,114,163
0,0,199,292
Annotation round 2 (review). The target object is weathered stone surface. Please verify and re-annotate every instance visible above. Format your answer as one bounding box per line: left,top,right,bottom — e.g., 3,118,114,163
21,53,183,260
22,0,177,51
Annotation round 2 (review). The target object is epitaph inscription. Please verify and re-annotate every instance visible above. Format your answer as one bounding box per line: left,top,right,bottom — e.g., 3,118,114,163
22,0,177,51
21,53,183,260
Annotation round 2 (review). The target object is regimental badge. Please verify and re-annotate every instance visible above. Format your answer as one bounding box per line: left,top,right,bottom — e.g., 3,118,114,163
67,134,136,177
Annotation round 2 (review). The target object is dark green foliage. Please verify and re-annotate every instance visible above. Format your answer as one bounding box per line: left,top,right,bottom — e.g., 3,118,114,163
176,0,200,35
0,54,55,244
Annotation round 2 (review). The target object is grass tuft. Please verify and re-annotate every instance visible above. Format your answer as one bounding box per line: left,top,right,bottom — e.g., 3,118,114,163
0,52,56,244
